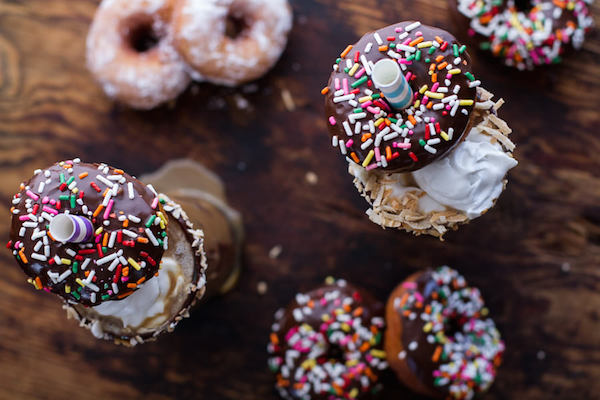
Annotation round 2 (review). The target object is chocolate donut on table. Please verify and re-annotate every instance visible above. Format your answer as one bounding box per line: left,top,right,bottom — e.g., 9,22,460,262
8,160,167,307
385,267,504,399
268,278,388,400
451,0,595,70
323,21,480,173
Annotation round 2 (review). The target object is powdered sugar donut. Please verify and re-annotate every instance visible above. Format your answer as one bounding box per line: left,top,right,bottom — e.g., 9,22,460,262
86,0,190,109
172,0,293,86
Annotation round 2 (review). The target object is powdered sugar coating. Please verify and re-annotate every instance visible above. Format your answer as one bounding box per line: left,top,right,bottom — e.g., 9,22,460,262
172,0,293,86
87,0,190,109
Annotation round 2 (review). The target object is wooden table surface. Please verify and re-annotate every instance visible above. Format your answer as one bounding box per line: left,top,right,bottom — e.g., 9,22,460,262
0,0,599,399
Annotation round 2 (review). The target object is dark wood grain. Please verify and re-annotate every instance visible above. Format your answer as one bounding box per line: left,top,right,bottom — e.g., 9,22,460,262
0,0,599,399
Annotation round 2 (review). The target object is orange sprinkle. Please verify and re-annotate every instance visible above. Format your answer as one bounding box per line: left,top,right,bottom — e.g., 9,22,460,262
399,293,409,308
432,346,442,362
321,87,330,95
385,118,391,126
479,14,493,24
343,304,352,312
365,367,377,381
114,169,124,175
408,115,417,125
35,277,42,289
123,219,129,228
78,172,88,179
270,333,279,345
137,277,146,285
307,300,315,308
431,73,438,83
553,0,566,7
426,101,433,109
437,61,448,70
18,249,28,264
425,305,432,314
93,204,104,217
361,133,372,142
353,307,364,317
340,45,353,58
136,237,149,244
122,267,129,276
118,291,133,299
429,64,436,73
378,45,388,52
85,270,90,277
385,146,392,160
435,55,445,63
360,342,370,352
409,37,424,47
350,152,360,164
435,36,444,44
127,283,137,289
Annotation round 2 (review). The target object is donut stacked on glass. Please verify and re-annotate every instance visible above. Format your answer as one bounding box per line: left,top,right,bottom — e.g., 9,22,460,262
8,159,242,346
322,21,518,238
86,0,294,109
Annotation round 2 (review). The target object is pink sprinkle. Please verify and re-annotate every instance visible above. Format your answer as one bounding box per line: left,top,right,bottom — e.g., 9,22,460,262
151,197,159,209
361,100,373,108
468,28,475,36
397,142,411,149
422,96,429,104
415,31,423,37
335,78,340,90
42,196,49,204
355,68,366,78
402,38,411,45
346,139,354,147
343,78,349,95
395,27,403,33
121,276,129,282
446,74,452,79
103,199,114,220
405,72,412,81
431,82,440,92
26,190,39,201
409,130,414,135
329,116,337,125
19,215,30,221
374,147,381,161
366,163,379,171
401,281,417,289
414,292,424,303
42,206,58,215
366,106,380,114
399,59,412,65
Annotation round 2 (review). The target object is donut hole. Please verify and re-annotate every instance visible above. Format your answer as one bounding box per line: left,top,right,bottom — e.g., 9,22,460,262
124,17,162,53
225,14,248,39
444,314,466,339
325,343,346,361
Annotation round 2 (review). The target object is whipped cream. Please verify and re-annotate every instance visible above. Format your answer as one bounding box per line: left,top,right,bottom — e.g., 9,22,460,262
92,256,185,331
413,127,517,219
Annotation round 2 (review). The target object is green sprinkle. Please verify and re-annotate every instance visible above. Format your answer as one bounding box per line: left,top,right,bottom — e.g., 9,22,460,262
428,46,436,55
459,45,467,54
102,294,110,301
351,76,368,88
145,215,156,228
336,58,342,64
70,195,76,209
453,44,459,57
58,195,70,201
66,176,75,186
389,43,396,49
102,247,107,253
425,58,431,63
406,54,415,61
72,262,78,273
415,50,421,61
344,68,350,73
419,139,426,146
371,94,381,99
72,291,80,300
465,72,475,81
59,173,65,184
389,117,398,123
353,108,363,113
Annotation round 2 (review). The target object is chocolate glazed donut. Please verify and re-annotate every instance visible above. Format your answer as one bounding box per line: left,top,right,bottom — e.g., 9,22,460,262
8,160,167,306
268,279,388,400
385,267,504,399
324,21,478,173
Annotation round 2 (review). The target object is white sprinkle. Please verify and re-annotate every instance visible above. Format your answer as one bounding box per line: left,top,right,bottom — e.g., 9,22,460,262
398,32,408,40
96,175,113,188
424,145,437,154
374,32,383,45
468,80,481,88
332,136,339,147
397,44,416,53
343,121,353,136
348,113,367,123
145,228,159,246
107,258,120,272
453,85,461,94
96,252,119,265
146,184,157,196
333,94,355,103
365,42,373,53
128,215,141,223
448,127,454,140
360,55,372,75
339,140,347,155
112,283,119,294
398,350,407,359
334,89,345,96
293,309,303,322
408,341,418,351
384,132,399,141
354,122,362,134
427,138,441,145
127,182,135,199
31,253,47,261
405,22,421,31
122,229,138,238
37,182,45,193
360,138,373,150
18,227,25,237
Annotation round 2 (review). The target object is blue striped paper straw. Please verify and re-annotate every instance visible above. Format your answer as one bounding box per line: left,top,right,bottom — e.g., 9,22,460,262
49,214,94,243
371,59,413,109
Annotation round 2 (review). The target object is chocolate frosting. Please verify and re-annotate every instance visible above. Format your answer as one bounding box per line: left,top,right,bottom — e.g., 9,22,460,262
389,267,504,399
324,21,477,172
268,280,387,400
8,160,167,307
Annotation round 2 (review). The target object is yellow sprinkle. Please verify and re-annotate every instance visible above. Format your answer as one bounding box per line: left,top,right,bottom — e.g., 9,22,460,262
95,227,103,235
349,388,359,398
417,41,433,48
128,257,141,271
362,150,375,167
346,359,359,367
61,258,71,265
325,276,335,285
76,278,85,287
157,211,168,225
160,220,166,230
481,307,489,316
419,85,428,94
341,323,351,332
413,100,421,108
440,131,450,141
358,96,371,103
424,91,444,99
370,349,386,358
423,322,433,332
448,68,462,75
348,63,360,77
71,188,79,194
301,359,316,369
374,118,384,127
322,314,330,322
459,99,474,106
65,285,71,293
